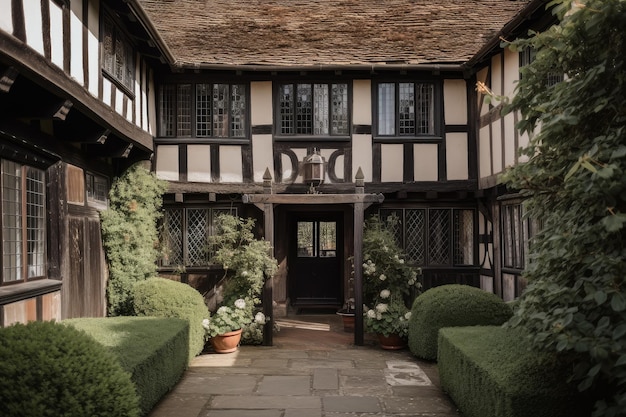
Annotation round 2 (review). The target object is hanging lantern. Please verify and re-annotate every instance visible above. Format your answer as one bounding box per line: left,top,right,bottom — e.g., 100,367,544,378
303,149,325,186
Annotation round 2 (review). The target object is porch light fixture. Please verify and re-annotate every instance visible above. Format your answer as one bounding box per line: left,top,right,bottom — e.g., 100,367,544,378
303,149,325,187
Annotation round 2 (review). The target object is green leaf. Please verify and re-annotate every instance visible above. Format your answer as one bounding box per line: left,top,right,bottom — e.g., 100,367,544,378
613,324,626,340
616,354,626,367
595,291,608,305
611,293,626,312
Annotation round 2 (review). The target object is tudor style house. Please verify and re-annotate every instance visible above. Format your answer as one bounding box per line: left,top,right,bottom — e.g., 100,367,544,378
0,0,554,335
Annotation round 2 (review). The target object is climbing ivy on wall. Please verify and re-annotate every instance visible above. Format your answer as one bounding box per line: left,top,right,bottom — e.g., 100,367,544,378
101,163,168,316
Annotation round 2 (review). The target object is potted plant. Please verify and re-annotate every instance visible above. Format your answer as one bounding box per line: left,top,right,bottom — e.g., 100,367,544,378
202,298,251,353
336,297,356,332
360,215,422,349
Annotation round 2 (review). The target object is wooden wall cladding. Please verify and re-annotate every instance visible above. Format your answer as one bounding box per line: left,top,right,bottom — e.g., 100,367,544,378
2,291,61,326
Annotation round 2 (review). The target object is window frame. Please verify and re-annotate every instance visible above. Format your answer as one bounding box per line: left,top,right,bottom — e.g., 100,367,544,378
500,200,538,273
101,11,136,96
274,81,351,141
157,82,250,143
0,160,47,285
378,207,476,267
160,206,238,268
373,80,443,142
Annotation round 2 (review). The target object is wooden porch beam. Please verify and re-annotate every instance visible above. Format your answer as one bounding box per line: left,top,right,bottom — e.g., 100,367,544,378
353,201,365,346
242,193,384,205
0,67,18,93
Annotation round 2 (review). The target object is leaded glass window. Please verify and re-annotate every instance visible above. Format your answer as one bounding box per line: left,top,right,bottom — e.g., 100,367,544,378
1,160,46,284
377,82,435,137
379,207,474,266
102,14,134,91
161,207,237,267
278,83,349,136
158,83,248,139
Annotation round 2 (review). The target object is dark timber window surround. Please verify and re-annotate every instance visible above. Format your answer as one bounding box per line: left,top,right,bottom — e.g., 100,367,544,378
276,82,350,139
101,12,135,94
0,160,46,285
158,83,248,141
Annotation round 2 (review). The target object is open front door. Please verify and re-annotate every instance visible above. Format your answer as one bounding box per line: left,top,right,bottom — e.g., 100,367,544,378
289,213,343,308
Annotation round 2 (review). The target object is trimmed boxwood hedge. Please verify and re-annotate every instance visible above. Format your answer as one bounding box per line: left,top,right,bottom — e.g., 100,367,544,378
408,284,512,360
133,277,209,361
0,321,140,417
438,326,591,417
66,316,189,417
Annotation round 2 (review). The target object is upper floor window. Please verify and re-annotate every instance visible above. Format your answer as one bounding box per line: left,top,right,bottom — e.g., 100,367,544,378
102,14,135,92
377,82,436,137
277,83,349,137
519,48,563,87
379,207,474,267
1,160,46,284
159,83,248,139
86,172,108,209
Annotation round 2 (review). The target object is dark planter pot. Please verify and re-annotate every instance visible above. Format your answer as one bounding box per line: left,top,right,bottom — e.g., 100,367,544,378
336,311,355,332
377,333,407,350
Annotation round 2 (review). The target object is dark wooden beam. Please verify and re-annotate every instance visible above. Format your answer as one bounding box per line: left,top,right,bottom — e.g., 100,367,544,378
0,66,18,93
52,99,73,121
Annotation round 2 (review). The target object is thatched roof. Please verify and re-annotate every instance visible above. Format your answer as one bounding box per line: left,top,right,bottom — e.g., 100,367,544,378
137,0,533,69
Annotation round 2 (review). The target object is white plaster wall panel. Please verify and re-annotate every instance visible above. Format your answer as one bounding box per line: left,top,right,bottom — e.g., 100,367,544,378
50,1,64,69
479,125,491,179
443,79,467,125
147,70,156,136
320,149,343,182
503,112,516,168
70,1,84,84
252,134,274,182
490,54,503,96
219,146,243,182
155,145,179,181
134,59,142,127
413,143,438,182
476,67,490,117
102,78,112,106
187,145,212,182
492,119,503,174
353,80,372,125
446,133,469,180
115,86,124,115
87,0,99,96
381,144,404,182
24,0,44,55
251,81,273,125
503,48,519,98
0,0,13,33
352,134,373,182
288,148,308,183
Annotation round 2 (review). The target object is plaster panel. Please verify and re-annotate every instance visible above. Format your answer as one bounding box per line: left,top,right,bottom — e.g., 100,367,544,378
155,145,179,181
353,80,372,125
70,4,84,84
492,119,503,174
381,144,404,182
24,0,45,55
503,47,520,97
503,112,516,168
147,70,156,136
87,0,99,96
320,149,342,182
476,67,489,116
251,81,273,125
102,78,112,107
187,145,212,182
0,0,12,33
50,2,64,68
413,144,438,182
479,125,491,179
283,148,308,183
490,53,503,96
352,134,372,182
443,79,467,125
219,145,243,182
252,134,274,182
445,133,468,180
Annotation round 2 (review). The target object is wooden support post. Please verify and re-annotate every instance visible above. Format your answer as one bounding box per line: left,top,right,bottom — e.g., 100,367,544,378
353,201,365,346
263,200,274,346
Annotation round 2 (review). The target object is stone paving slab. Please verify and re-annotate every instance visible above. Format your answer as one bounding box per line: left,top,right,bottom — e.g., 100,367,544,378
257,375,311,395
210,395,321,409
322,396,382,413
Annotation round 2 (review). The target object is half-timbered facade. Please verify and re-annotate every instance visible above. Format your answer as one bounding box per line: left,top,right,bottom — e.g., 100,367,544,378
0,0,167,325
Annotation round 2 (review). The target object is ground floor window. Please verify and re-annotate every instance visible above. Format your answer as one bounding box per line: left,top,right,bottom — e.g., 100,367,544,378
1,159,46,284
379,207,475,267
161,207,236,267
500,201,539,272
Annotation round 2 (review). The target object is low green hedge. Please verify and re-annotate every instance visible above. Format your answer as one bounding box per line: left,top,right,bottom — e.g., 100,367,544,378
66,316,188,417
408,284,512,360
133,277,209,361
438,326,591,417
0,321,139,417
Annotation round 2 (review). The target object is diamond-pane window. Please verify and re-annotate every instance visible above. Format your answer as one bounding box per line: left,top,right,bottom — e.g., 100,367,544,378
429,209,451,265
377,82,436,136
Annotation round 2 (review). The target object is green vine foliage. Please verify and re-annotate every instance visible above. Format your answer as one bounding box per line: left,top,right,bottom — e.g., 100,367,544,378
503,1,626,415
101,163,168,316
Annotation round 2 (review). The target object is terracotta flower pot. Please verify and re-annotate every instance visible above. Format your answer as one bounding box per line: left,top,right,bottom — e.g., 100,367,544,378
336,312,355,332
209,328,243,353
377,333,407,350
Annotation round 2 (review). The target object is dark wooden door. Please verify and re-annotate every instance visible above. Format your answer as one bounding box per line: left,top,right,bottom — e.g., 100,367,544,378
289,213,343,307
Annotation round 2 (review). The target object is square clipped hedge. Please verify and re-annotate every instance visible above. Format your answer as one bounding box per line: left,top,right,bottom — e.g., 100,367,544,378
438,326,591,417
65,316,189,416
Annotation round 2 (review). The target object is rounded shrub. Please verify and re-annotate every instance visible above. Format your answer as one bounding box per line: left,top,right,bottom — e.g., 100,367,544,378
408,284,513,361
133,277,209,361
0,321,139,417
